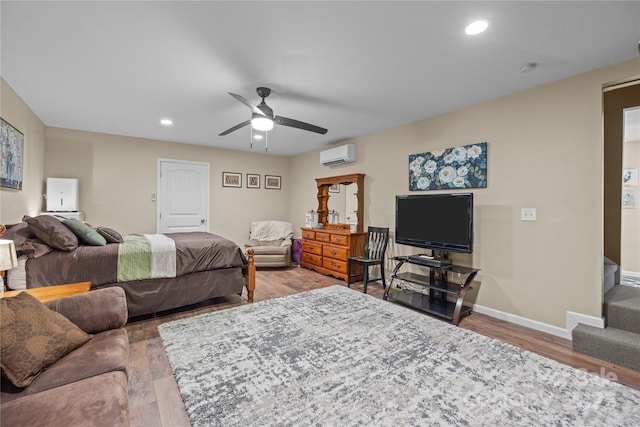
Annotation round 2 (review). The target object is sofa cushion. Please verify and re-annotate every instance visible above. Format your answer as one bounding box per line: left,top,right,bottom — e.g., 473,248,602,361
0,371,130,427
1,328,129,401
0,293,91,387
45,286,128,333
249,245,290,256
62,219,107,246
245,239,286,248
26,215,78,251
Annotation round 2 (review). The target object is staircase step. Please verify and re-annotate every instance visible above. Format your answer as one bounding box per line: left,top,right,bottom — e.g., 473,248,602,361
572,324,640,372
605,285,640,334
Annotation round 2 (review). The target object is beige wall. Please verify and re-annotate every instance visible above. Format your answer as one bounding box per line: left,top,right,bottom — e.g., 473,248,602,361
0,78,46,223
44,128,291,247
622,137,640,273
4,58,638,329
290,58,640,329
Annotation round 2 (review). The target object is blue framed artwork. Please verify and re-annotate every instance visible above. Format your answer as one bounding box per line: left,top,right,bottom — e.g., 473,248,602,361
0,118,24,190
409,142,487,191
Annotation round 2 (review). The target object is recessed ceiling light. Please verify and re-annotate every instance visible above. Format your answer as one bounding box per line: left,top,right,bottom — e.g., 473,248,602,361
465,20,489,35
159,118,173,126
253,134,263,140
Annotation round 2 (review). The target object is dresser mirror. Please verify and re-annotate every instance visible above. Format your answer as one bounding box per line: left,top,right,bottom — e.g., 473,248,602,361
315,173,365,233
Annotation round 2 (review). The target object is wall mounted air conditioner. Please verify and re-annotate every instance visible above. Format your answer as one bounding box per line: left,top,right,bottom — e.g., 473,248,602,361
320,144,356,166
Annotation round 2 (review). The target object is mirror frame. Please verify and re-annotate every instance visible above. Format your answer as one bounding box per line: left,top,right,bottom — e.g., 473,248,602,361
315,173,365,232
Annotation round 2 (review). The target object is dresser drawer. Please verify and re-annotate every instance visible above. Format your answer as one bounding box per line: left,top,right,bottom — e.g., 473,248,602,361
330,234,350,246
302,242,322,255
302,229,316,240
315,232,331,243
323,245,348,260
323,257,347,274
302,252,322,266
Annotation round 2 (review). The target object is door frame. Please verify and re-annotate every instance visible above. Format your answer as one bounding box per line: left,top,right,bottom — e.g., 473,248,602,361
156,158,210,233
603,81,640,266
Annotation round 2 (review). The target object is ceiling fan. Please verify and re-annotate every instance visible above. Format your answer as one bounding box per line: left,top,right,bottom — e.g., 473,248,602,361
219,87,328,136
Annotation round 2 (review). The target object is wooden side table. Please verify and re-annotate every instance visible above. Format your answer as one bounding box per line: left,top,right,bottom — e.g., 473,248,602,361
2,281,91,302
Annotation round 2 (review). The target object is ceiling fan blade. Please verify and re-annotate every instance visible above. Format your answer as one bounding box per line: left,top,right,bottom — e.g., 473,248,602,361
228,92,267,116
219,120,250,136
274,116,328,135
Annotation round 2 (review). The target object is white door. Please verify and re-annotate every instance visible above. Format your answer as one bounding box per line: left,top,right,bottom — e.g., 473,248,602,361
157,159,210,233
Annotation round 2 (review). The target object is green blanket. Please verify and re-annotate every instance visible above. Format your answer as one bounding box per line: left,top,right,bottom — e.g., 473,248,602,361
117,235,152,282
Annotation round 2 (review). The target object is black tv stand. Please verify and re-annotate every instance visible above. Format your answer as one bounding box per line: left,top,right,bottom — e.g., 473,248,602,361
383,256,480,325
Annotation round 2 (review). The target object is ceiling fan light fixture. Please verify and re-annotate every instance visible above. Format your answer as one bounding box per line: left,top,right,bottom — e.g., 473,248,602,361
465,19,489,35
251,116,274,131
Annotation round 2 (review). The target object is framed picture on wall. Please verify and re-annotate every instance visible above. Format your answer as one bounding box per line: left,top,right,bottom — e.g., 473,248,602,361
265,175,281,190
222,172,242,188
328,184,340,193
623,168,638,187
247,174,260,189
0,118,24,190
622,190,636,209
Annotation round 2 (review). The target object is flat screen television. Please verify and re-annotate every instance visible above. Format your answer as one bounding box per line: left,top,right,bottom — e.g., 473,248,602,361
395,193,473,254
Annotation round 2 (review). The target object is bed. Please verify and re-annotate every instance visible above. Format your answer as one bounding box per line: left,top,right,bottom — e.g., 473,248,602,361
3,216,255,318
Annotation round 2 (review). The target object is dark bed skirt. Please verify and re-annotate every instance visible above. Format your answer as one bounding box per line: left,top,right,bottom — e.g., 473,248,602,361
94,267,246,318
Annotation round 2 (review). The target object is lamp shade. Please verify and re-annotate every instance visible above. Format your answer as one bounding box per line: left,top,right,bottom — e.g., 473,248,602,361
0,239,18,271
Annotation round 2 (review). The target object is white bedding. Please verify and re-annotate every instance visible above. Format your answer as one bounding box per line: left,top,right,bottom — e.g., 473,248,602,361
6,255,27,290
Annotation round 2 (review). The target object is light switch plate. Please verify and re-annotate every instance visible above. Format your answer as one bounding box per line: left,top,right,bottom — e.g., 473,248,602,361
521,207,536,221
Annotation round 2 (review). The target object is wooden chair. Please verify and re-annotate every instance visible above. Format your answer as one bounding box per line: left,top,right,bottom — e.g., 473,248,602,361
347,227,389,294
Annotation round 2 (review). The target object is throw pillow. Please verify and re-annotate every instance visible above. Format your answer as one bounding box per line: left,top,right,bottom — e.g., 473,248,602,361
2,222,34,253
62,219,107,246
25,215,78,251
96,226,124,244
0,292,91,387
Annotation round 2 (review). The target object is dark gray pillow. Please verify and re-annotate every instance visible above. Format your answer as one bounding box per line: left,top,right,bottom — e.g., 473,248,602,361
26,215,78,251
96,226,124,244
63,219,107,246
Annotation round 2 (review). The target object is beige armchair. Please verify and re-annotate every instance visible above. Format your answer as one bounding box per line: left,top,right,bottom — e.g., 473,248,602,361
244,220,294,268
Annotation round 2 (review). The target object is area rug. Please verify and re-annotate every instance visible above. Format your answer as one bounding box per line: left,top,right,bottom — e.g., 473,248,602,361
158,285,640,426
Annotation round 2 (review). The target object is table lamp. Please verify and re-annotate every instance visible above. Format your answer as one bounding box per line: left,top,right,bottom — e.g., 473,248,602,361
0,239,18,295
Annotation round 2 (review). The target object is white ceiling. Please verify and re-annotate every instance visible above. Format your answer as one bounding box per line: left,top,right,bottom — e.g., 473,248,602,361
1,1,639,156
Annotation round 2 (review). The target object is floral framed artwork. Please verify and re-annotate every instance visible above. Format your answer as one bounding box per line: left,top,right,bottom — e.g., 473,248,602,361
265,175,281,190
247,174,260,189
0,118,24,190
409,142,487,191
222,172,242,188
623,168,638,187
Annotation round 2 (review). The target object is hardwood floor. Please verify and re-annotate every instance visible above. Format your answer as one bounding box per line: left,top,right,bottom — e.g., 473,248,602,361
125,266,640,426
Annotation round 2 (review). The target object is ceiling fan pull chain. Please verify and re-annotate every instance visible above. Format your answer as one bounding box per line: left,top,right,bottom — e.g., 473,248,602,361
250,126,254,149
265,132,268,153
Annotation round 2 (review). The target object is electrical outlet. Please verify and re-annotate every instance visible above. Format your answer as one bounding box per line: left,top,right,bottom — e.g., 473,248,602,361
521,207,536,221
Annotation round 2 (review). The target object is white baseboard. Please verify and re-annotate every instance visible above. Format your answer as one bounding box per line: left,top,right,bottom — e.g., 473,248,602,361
385,277,605,341
622,270,640,279
472,304,603,341
566,311,605,336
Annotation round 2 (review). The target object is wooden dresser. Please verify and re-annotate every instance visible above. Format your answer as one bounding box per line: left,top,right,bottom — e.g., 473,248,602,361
300,226,366,281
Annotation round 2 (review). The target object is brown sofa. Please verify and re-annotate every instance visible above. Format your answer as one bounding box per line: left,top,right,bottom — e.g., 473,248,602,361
1,287,130,427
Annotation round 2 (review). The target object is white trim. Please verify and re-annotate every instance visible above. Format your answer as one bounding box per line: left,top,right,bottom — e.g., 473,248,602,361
472,304,574,340
566,311,605,336
603,79,640,92
622,270,640,279
386,276,606,341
